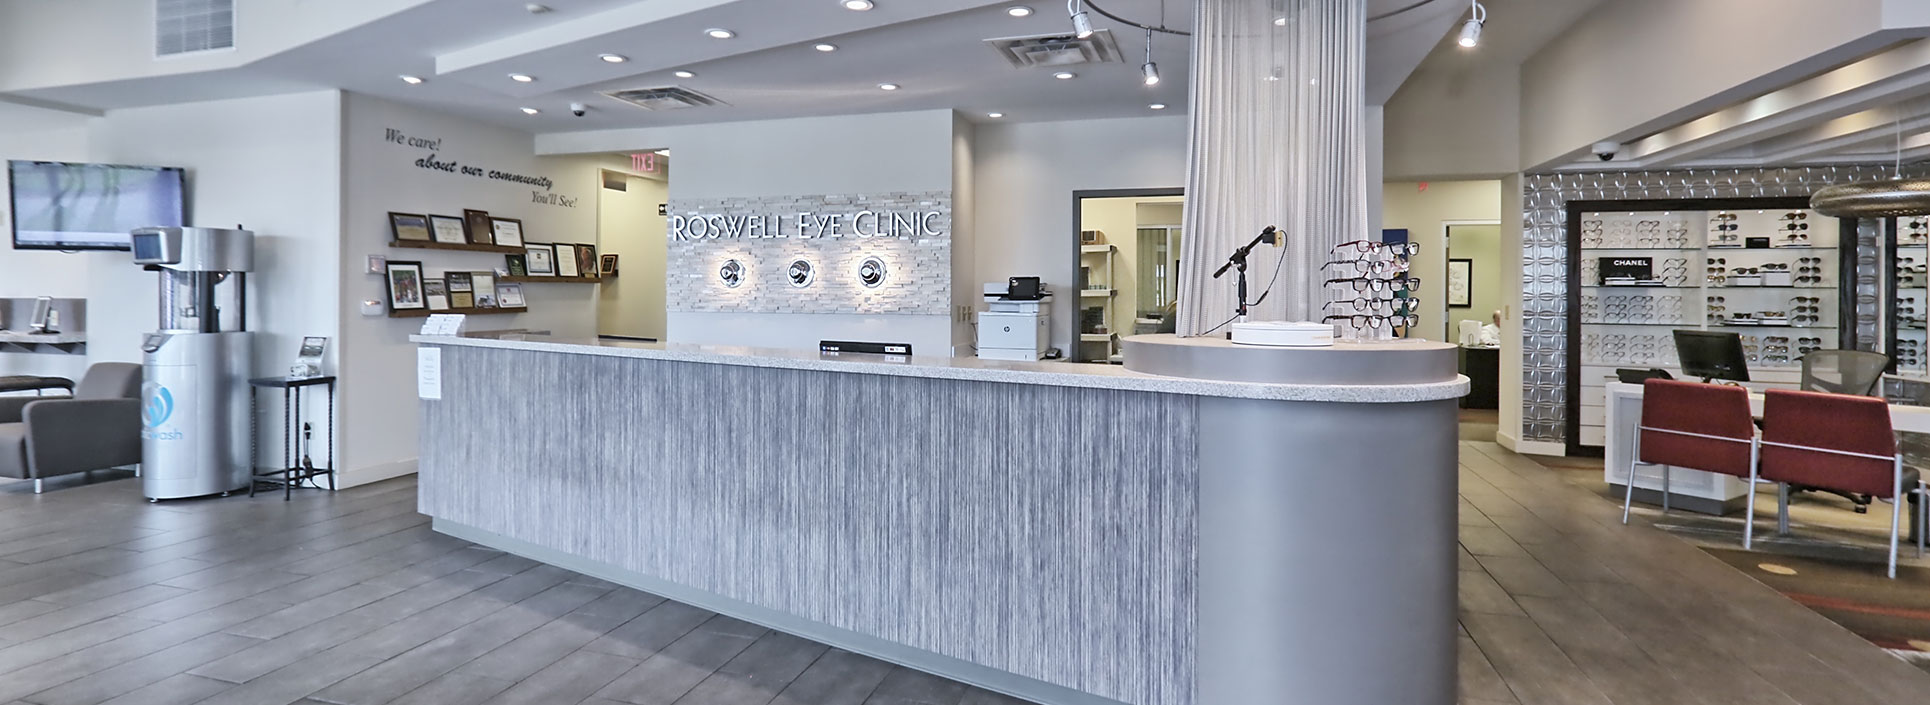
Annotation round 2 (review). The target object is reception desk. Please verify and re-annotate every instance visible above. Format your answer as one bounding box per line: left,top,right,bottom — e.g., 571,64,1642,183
412,332,1467,705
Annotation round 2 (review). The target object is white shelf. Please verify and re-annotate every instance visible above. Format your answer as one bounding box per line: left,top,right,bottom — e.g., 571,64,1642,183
1080,289,1115,298
1080,334,1113,342
1081,244,1116,254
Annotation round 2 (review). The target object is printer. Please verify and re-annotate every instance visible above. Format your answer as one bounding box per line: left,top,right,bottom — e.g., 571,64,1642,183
977,277,1052,361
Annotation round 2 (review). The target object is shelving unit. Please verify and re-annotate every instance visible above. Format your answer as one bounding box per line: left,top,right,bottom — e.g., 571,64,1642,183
502,275,602,284
390,240,523,254
1570,201,1849,452
1893,216,1928,376
388,306,528,319
1077,242,1119,362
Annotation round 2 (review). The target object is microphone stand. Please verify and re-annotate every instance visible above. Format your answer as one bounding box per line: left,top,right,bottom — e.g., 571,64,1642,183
1212,226,1279,323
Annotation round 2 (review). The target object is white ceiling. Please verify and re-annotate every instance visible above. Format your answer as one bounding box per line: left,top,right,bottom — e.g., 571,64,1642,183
0,0,1465,133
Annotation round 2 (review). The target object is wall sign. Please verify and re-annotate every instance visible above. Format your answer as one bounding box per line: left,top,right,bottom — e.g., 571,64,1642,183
669,209,945,241
380,127,578,208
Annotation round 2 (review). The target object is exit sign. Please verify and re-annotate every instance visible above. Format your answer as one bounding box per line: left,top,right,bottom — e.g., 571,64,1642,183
631,153,657,173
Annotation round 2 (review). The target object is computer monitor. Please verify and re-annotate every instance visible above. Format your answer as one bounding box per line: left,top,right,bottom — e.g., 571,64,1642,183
1673,330,1749,382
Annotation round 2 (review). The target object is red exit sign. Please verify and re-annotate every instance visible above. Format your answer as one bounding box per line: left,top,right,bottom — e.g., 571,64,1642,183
631,153,657,173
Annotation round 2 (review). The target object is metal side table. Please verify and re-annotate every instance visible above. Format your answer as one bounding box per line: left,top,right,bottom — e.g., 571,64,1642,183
248,376,335,500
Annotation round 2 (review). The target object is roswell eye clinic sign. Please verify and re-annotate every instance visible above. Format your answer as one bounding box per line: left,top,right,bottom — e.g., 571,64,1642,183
669,209,945,241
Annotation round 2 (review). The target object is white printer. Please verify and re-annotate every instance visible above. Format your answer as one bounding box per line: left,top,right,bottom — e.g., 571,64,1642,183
977,277,1052,361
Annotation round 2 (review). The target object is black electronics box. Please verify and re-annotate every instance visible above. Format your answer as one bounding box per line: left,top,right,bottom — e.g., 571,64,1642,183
1598,256,1653,282
1746,237,1771,249
820,340,911,356
1007,276,1043,300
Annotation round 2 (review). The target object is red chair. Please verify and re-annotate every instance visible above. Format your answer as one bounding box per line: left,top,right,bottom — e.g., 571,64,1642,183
1625,380,1760,546
1760,389,1924,578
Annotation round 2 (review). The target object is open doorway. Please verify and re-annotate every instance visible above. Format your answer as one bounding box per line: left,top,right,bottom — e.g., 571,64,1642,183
1073,189,1184,363
596,154,669,341
1444,220,1501,342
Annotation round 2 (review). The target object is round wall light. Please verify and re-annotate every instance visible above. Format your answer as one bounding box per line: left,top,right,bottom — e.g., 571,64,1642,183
788,259,817,288
719,259,745,288
857,256,888,288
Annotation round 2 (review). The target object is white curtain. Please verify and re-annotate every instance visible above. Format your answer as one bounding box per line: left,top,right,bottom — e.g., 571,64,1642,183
1176,0,1369,335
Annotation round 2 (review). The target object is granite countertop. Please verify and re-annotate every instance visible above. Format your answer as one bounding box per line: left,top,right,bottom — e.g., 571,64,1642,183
0,331,86,344
413,333,1469,403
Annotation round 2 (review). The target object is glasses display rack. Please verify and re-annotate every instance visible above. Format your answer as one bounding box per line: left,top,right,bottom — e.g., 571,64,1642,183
1892,216,1930,376
1569,201,1851,451
1322,240,1419,342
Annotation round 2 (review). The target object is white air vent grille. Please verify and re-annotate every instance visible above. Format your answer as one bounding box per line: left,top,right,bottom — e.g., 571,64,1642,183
156,0,235,56
601,86,728,111
985,30,1122,69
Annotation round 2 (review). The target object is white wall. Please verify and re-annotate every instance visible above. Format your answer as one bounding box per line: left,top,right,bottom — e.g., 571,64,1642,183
597,171,668,339
972,116,1190,353
339,92,611,484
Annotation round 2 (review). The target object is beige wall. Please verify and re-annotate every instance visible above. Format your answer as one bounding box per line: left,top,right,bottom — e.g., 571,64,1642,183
1381,180,1502,341
598,171,668,339
1446,223,1502,339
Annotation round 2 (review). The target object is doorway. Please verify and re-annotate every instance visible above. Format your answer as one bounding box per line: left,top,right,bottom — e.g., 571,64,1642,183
1072,189,1185,363
1444,221,1501,342
596,160,669,341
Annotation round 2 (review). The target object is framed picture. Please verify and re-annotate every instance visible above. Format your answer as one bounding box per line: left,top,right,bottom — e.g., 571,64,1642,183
384,261,426,311
1447,258,1472,308
446,271,474,309
463,209,495,245
388,212,431,242
575,243,599,279
490,217,525,248
498,283,526,308
506,254,528,277
600,253,619,276
429,215,468,244
423,278,450,311
524,244,555,275
473,272,497,308
555,244,580,277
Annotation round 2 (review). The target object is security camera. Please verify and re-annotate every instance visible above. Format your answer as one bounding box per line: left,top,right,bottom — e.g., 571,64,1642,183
569,102,587,117
1592,140,1621,162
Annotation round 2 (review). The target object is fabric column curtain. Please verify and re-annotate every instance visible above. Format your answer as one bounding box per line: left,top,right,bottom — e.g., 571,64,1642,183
1175,0,1369,336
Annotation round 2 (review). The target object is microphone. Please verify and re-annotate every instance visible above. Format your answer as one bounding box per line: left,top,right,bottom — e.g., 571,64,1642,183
1213,225,1280,279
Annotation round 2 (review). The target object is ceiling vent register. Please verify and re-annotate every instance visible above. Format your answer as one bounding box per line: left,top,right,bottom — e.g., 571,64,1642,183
155,0,235,56
984,30,1123,69
600,86,730,111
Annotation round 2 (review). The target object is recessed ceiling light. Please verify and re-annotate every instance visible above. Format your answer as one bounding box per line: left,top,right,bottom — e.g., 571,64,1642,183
509,73,535,82
599,53,628,63
398,75,424,85
1274,16,1286,26
674,70,696,78
815,43,838,52
842,0,875,10
521,107,540,115
525,3,551,13
1053,71,1076,80
878,83,900,91
1149,103,1167,110
706,28,736,39
1007,5,1033,16
987,112,1004,118
655,149,670,156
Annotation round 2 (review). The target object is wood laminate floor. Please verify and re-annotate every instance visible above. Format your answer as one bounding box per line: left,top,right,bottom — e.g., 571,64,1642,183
0,440,1922,705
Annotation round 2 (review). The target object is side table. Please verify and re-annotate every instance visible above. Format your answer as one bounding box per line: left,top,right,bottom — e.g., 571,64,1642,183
248,375,336,500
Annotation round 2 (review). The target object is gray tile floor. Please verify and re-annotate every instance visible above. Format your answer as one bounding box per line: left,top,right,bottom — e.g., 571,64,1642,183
0,439,1924,705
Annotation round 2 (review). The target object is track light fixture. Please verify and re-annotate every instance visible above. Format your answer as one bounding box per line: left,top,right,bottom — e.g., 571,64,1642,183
1458,0,1485,48
1141,28,1159,86
1069,0,1094,39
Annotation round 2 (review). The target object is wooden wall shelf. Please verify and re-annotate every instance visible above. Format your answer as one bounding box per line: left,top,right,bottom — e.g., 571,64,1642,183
502,275,604,284
389,306,528,319
390,240,523,254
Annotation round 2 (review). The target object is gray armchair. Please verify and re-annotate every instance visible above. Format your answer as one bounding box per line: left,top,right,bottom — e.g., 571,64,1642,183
0,363,142,493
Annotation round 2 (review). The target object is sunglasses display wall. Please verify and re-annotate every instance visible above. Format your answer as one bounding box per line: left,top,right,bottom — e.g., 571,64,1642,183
1892,215,1930,376
1570,203,1851,450
1322,240,1419,342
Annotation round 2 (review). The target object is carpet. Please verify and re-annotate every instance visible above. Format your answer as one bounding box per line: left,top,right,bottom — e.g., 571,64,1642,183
1701,546,1930,674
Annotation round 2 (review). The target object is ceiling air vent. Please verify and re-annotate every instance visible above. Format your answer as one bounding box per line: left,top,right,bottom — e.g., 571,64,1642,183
155,0,235,57
600,86,729,112
984,30,1122,69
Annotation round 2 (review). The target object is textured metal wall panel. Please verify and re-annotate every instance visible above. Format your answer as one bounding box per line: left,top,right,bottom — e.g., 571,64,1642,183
1521,165,1914,444
419,345,1198,705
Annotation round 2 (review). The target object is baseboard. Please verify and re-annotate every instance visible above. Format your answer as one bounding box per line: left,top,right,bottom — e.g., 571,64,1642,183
335,459,417,489
1498,430,1565,457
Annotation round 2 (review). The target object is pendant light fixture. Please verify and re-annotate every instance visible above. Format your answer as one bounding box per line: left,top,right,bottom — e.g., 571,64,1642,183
1811,107,1930,216
1458,0,1485,48
1141,28,1160,86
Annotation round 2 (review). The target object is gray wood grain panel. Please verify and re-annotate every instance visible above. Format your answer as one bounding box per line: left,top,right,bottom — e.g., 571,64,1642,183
420,345,1199,705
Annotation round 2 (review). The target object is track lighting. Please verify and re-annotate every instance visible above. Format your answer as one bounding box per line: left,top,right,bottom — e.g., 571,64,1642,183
1069,0,1094,39
1458,0,1485,48
1141,29,1159,86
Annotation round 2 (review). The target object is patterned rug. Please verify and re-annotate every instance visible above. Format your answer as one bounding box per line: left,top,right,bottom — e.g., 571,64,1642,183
1701,546,1930,674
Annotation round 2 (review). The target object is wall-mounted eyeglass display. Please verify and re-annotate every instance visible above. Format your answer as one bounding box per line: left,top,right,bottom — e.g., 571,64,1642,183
718,259,745,288
857,256,887,288
1890,215,1930,376
787,259,816,288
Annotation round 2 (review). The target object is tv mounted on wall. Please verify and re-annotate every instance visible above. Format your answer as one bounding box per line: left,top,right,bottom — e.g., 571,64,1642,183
8,160,186,251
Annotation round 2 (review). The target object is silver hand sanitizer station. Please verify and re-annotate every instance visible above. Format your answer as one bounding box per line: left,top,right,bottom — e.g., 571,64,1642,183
132,227,254,501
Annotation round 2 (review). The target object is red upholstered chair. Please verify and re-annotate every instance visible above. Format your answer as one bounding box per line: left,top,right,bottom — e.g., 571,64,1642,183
1625,380,1760,543
1760,389,1924,578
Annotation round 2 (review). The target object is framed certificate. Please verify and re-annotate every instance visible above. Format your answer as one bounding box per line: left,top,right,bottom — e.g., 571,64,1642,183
555,244,580,277
525,244,555,275
491,217,525,248
429,215,468,244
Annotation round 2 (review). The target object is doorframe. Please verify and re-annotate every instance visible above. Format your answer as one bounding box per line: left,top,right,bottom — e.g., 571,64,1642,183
1440,219,1501,341
1071,188,1185,362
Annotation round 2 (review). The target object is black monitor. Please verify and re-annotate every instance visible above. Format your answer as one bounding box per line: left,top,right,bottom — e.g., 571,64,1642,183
1673,330,1749,382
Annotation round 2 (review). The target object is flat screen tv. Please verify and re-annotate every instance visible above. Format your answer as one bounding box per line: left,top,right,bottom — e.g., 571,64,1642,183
8,160,185,251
